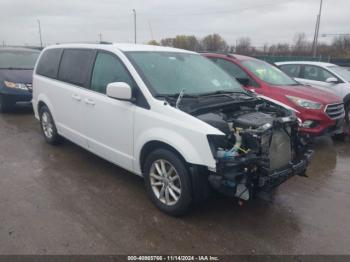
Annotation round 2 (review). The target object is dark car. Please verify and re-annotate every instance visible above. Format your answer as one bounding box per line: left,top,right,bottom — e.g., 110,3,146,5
0,48,40,112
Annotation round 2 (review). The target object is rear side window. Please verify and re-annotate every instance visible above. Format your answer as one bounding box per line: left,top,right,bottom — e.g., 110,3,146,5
36,49,63,78
279,64,301,78
91,52,133,94
58,49,95,87
303,65,335,82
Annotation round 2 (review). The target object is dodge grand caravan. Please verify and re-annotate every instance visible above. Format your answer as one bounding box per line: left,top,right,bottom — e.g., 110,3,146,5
33,44,313,215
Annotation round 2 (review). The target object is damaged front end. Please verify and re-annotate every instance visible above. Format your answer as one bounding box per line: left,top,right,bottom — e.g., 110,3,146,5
194,96,314,201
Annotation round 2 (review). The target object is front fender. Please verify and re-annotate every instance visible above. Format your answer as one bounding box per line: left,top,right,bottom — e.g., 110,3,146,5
134,127,216,174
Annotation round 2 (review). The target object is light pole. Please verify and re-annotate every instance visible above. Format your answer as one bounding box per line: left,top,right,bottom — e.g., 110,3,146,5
99,33,102,43
37,19,43,48
132,9,137,44
312,0,323,57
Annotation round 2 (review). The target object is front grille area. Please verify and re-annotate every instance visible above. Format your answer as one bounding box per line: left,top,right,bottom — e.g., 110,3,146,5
325,103,345,120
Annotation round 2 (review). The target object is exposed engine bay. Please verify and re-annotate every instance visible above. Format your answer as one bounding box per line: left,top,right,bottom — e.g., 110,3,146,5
179,94,313,202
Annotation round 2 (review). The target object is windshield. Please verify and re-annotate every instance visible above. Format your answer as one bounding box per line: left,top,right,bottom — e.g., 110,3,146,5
242,60,298,86
328,66,350,82
125,52,245,96
0,50,40,69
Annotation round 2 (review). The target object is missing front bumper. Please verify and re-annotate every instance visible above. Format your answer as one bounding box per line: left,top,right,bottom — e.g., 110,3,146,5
208,150,314,201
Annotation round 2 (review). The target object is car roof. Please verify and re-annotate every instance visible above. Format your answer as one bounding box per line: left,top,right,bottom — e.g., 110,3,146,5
44,43,196,54
202,52,259,61
276,61,336,67
0,47,40,53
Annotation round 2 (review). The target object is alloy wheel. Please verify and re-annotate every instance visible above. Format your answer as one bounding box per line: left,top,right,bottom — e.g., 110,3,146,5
150,159,182,206
41,112,54,139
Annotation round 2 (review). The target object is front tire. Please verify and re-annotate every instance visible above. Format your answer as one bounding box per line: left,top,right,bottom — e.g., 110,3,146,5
143,148,192,216
39,105,61,145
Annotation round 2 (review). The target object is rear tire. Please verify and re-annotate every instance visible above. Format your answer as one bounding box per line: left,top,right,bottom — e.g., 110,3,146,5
0,95,14,113
39,105,61,145
143,148,192,216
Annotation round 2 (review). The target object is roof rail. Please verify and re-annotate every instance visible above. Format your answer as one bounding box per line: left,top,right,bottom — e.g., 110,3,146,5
55,41,113,45
198,50,236,58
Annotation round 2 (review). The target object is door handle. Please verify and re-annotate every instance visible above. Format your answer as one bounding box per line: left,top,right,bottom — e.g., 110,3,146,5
72,94,82,102
84,98,95,106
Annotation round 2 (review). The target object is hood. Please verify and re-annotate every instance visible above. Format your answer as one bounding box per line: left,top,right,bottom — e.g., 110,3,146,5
0,69,34,85
271,84,341,105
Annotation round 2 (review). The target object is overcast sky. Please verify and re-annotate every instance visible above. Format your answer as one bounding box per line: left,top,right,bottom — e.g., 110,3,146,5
0,0,349,47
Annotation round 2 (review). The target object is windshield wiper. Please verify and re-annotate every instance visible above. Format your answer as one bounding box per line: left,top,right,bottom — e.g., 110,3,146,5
197,90,249,97
155,93,197,99
176,88,186,109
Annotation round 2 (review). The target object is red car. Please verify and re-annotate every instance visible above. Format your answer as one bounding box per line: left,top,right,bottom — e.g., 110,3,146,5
203,53,345,137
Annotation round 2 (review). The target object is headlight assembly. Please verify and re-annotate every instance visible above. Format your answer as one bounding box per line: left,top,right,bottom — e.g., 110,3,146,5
4,80,28,90
286,95,322,110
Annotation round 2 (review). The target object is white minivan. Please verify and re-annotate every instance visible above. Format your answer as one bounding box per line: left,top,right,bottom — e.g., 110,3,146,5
33,43,313,215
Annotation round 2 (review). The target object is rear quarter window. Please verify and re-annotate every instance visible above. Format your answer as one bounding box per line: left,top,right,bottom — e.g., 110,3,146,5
58,49,95,87
36,49,63,78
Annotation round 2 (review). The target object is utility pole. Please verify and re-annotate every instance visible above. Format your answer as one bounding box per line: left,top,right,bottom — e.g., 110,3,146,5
312,0,323,57
132,9,137,44
37,19,43,48
98,33,102,43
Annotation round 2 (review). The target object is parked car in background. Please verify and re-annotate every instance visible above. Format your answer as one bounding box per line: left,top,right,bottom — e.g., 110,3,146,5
276,61,350,123
203,53,345,137
33,44,312,215
0,47,40,112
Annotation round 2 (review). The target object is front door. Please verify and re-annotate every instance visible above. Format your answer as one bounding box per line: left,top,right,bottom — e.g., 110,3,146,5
83,51,135,171
297,65,337,89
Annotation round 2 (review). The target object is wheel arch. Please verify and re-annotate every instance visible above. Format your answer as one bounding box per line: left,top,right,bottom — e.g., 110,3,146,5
139,140,187,174
38,100,46,112
36,94,56,121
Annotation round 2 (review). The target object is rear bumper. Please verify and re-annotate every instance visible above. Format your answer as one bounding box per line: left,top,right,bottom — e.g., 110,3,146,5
208,149,314,200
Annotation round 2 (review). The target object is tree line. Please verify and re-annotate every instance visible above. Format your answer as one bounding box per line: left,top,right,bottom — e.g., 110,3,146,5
148,33,350,58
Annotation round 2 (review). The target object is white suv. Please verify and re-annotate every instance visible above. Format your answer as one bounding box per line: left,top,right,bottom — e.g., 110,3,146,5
277,61,350,123
33,44,312,215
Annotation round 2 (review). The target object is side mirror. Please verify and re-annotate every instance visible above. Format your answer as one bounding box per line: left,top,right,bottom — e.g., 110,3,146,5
106,82,134,101
236,78,250,87
326,77,338,84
